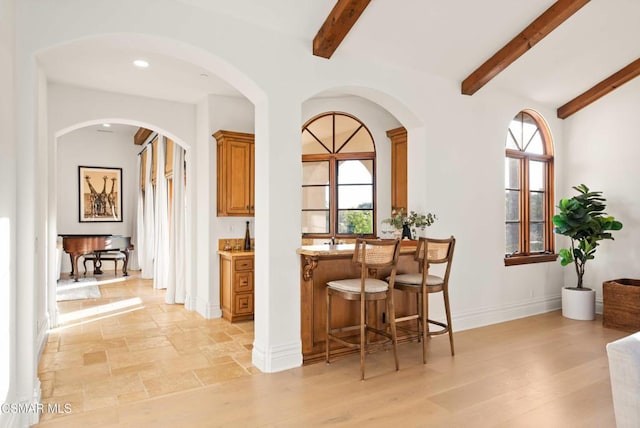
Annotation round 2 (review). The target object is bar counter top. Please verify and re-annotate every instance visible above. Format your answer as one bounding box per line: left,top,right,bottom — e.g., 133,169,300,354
218,250,254,257
296,241,417,257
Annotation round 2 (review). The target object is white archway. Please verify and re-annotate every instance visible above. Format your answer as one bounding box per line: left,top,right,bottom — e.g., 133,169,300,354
49,118,193,328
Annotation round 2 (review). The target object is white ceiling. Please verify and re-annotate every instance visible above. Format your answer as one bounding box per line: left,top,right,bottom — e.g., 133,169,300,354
38,35,243,104
37,0,640,109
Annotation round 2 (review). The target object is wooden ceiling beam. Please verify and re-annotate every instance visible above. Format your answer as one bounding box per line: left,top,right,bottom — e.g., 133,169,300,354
134,127,153,145
313,0,371,59
461,0,590,95
557,58,640,119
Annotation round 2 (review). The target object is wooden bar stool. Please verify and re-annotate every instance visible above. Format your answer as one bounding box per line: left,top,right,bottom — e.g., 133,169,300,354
325,238,401,380
393,236,456,363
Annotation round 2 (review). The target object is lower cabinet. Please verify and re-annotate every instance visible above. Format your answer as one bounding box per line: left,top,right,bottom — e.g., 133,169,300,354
219,252,254,322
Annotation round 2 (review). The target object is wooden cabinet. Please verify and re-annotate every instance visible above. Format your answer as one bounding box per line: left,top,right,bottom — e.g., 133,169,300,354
214,130,255,216
219,252,254,322
387,127,407,212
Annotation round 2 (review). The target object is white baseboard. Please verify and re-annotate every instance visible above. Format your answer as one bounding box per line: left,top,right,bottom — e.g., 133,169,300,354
0,413,19,428
30,378,42,426
252,341,302,373
196,298,221,319
184,294,197,312
36,316,49,359
453,295,562,332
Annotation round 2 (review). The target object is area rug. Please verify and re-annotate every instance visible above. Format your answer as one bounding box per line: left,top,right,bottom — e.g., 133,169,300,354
56,277,102,302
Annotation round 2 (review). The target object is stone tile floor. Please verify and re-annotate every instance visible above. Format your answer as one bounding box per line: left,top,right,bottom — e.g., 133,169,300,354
38,272,256,423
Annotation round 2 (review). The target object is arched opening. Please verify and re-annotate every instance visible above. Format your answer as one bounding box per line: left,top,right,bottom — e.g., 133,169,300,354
37,33,265,346
50,119,192,328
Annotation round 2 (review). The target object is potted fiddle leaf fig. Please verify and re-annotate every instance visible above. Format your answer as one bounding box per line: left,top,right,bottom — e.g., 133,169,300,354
552,184,623,320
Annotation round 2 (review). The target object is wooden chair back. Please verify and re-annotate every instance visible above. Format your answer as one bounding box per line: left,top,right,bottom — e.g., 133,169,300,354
352,238,401,270
416,236,456,284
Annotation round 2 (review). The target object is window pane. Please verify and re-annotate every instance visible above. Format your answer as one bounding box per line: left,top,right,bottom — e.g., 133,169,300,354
306,115,333,152
505,223,519,254
338,184,372,209
338,210,373,234
338,127,374,153
505,157,519,188
529,161,544,191
302,161,329,185
302,210,329,234
530,222,544,252
530,191,544,221
338,160,373,184
506,130,519,150
521,113,538,150
334,114,361,147
302,130,329,155
302,186,329,209
508,119,523,151
505,190,519,221
525,131,544,155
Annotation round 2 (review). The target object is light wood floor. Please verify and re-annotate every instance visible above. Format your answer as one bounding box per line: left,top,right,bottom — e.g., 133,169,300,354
36,273,628,427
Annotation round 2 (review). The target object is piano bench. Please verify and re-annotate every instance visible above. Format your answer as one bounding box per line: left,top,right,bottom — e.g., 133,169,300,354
83,251,126,275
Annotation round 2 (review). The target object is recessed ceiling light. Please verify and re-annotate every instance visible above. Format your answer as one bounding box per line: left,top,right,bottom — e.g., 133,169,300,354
200,73,209,78
133,59,149,68
102,123,111,128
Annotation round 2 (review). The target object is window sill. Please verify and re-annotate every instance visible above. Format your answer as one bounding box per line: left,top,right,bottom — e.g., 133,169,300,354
504,253,558,266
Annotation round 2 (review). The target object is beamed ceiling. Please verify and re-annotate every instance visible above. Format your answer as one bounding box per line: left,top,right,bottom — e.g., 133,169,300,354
39,0,640,119
313,0,640,119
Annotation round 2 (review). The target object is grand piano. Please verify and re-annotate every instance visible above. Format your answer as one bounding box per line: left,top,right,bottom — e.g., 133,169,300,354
60,234,134,282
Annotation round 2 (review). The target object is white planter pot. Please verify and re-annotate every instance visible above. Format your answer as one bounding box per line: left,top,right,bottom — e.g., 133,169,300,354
562,287,596,320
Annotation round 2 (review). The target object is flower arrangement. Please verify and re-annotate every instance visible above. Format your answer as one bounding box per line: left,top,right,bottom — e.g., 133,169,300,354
382,208,436,239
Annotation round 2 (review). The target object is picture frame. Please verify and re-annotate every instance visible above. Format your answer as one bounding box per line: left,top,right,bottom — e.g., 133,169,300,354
78,166,123,222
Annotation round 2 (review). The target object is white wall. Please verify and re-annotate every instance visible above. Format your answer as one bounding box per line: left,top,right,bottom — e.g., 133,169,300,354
56,126,140,272
12,0,579,383
0,0,16,425
562,78,640,306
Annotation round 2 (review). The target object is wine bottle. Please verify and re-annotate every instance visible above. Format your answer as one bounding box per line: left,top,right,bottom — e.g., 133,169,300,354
244,221,251,250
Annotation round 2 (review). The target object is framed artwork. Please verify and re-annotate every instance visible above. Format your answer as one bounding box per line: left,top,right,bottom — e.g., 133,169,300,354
78,166,123,222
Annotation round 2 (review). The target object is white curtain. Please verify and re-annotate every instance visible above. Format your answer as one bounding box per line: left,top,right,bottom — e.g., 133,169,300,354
141,145,155,279
153,137,170,290
130,153,143,271
166,143,186,304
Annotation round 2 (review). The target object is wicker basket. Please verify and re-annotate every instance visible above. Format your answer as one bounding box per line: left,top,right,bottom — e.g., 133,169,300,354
603,279,640,331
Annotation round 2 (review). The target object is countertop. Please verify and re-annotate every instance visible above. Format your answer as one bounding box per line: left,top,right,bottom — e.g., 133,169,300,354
296,242,417,257
218,250,255,257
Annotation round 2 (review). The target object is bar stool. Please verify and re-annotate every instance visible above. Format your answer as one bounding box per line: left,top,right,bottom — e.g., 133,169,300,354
326,238,401,380
393,236,455,363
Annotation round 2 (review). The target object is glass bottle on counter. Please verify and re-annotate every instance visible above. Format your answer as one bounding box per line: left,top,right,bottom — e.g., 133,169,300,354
244,221,251,251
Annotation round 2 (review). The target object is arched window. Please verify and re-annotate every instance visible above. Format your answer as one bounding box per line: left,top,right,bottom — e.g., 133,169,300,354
504,110,556,266
301,112,376,238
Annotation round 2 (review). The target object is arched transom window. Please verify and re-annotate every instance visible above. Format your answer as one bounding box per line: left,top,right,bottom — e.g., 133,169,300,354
301,112,376,238
505,110,556,265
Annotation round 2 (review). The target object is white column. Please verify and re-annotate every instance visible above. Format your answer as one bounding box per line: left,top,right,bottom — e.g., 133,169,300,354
193,98,220,317
14,32,41,426
252,94,303,372
0,0,17,425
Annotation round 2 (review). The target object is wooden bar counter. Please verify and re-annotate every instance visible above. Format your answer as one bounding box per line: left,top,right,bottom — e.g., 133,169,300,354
297,242,419,364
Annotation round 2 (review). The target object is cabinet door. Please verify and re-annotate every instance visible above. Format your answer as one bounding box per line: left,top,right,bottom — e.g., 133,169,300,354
388,127,407,212
249,144,255,214
226,141,252,214
234,271,253,293
234,293,254,315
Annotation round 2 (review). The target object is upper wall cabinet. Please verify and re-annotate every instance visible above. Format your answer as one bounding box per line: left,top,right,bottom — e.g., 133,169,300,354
386,127,407,212
214,130,255,217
